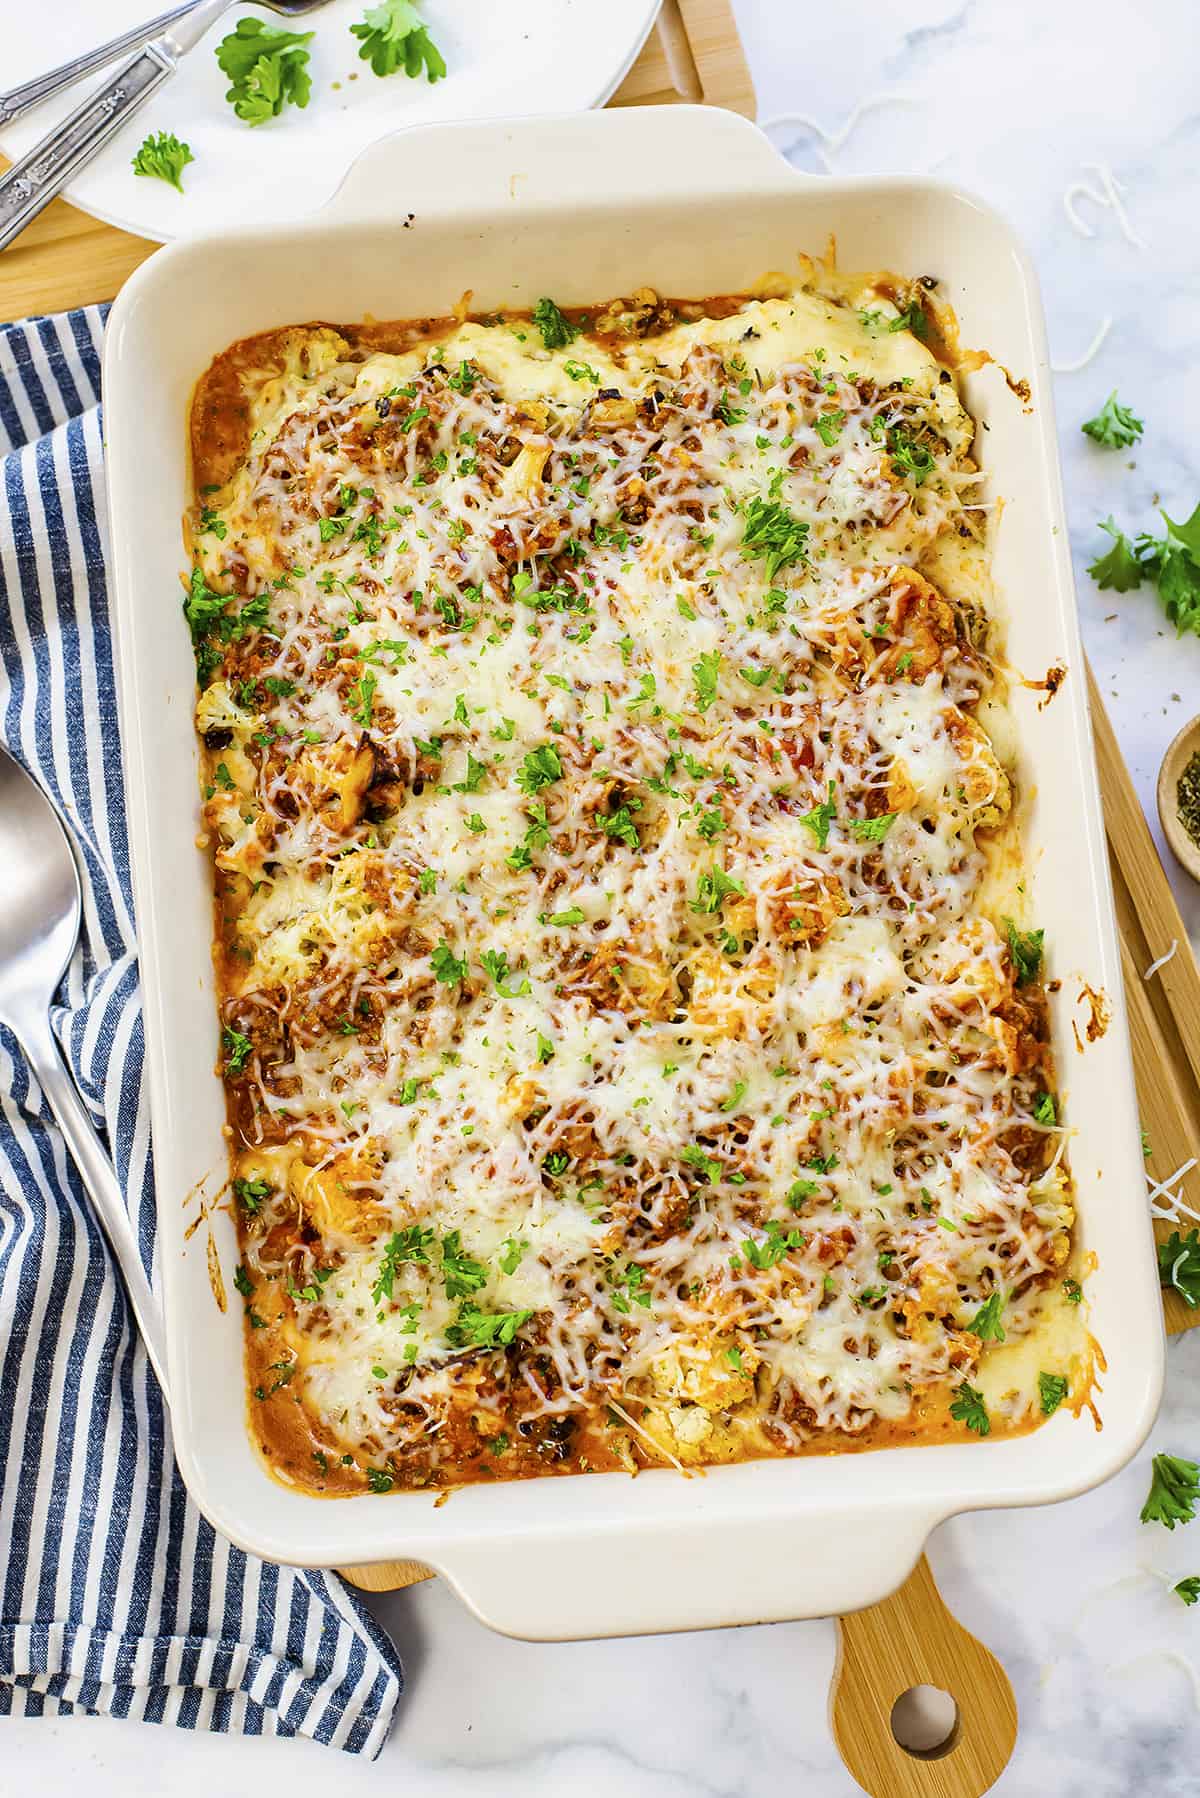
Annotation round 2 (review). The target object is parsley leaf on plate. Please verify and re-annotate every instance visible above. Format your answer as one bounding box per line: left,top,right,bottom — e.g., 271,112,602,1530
1176,1576,1200,1606
131,131,194,192
1141,1453,1200,1529
1081,391,1144,449
216,18,314,126
351,0,446,81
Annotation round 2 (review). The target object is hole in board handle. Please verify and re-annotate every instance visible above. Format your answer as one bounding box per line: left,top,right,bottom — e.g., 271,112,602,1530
890,1684,960,1760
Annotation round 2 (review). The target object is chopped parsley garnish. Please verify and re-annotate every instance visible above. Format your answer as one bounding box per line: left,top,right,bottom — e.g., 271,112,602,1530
445,1302,532,1349
692,650,721,713
481,948,531,997
233,1264,254,1300
740,494,809,579
1038,1372,1069,1416
349,670,377,728
601,804,641,850
221,1026,252,1074
610,1263,653,1314
887,425,936,486
681,1144,722,1184
532,297,577,351
814,408,846,447
968,1290,1006,1343
371,1226,434,1304
849,812,896,844
216,18,313,125
498,1237,528,1276
441,1230,488,1299
516,744,563,794
233,1175,269,1214
1141,1454,1200,1529
799,782,837,850
888,301,928,339
690,865,745,914
366,1466,395,1493
1081,391,1144,449
430,940,468,984
1003,917,1044,985
1176,1576,1200,1606
1033,1091,1057,1126
350,0,446,82
131,131,194,192
742,1220,804,1270
949,1380,990,1437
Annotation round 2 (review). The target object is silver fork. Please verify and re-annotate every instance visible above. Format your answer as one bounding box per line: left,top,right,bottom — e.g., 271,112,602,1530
0,0,332,254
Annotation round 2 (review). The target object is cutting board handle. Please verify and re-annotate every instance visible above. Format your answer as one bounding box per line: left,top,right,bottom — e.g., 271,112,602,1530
829,1555,1017,1798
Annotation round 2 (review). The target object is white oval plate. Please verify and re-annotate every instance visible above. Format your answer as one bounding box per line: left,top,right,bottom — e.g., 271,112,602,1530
0,0,660,243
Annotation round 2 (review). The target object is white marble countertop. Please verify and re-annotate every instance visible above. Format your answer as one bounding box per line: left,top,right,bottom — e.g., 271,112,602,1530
10,1,1200,1791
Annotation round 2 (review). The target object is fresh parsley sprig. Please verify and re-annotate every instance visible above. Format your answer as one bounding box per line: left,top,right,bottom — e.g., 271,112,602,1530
1158,1229,1200,1309
131,131,194,192
1088,504,1200,637
216,18,314,126
1141,1453,1200,1529
1081,391,1144,449
351,0,446,81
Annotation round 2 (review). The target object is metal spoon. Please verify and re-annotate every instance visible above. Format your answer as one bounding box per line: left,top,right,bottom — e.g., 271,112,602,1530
0,745,168,1393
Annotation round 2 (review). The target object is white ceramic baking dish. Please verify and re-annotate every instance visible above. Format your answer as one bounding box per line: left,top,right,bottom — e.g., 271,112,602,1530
103,105,1164,1641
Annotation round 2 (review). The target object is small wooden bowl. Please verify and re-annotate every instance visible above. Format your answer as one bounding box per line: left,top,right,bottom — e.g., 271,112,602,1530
1158,714,1200,883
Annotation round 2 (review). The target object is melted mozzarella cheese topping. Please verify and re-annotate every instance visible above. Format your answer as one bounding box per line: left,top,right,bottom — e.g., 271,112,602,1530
192,279,1077,1487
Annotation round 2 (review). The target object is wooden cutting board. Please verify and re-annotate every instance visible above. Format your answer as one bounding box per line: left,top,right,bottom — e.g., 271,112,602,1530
6,8,1196,1794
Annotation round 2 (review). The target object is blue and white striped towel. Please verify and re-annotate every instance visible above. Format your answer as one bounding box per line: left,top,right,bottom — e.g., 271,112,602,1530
0,307,403,1752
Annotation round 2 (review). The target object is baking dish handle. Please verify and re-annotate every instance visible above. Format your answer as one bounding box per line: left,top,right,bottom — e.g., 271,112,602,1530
429,1501,940,1641
327,104,799,223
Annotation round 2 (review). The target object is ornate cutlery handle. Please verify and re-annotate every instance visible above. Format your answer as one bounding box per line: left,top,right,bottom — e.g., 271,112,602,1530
0,45,176,254
0,2,200,128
